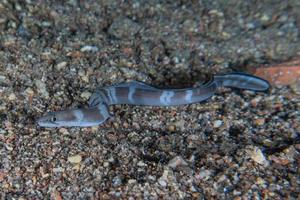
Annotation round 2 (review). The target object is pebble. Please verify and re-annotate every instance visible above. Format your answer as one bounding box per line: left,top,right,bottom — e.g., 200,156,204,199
196,170,212,181
290,83,300,94
59,128,70,135
0,75,6,85
167,156,188,169
213,120,223,128
254,118,265,126
247,146,269,166
108,17,141,39
182,19,198,33
106,133,118,142
158,179,167,187
175,119,186,131
103,162,109,167
3,35,17,46
80,91,91,100
137,161,147,167
251,96,262,107
148,175,156,182
80,45,99,52
263,139,273,147
52,189,63,200
168,125,175,132
260,14,271,23
68,155,82,164
112,176,122,187
269,156,290,165
25,87,34,96
34,80,49,98
55,61,67,70
5,144,13,151
128,179,136,184
8,93,16,101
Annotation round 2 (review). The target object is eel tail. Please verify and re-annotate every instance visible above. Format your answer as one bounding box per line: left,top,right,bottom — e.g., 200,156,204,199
214,72,270,91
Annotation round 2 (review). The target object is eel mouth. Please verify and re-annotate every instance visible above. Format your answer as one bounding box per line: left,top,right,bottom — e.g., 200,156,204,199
36,115,58,127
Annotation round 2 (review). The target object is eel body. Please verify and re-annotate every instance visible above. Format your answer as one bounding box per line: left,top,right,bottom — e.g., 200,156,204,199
37,73,270,127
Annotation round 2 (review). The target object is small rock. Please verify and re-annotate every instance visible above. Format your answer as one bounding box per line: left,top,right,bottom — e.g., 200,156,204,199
196,170,212,181
260,14,271,24
262,139,273,147
59,128,70,135
233,190,242,196
67,51,84,58
81,91,91,100
68,155,82,164
35,80,49,98
182,19,198,33
247,146,269,166
168,156,188,169
147,175,156,182
256,177,266,186
251,96,262,107
103,162,109,167
112,176,122,187
108,157,115,163
168,125,175,132
8,93,16,101
282,146,296,161
175,119,186,131
106,133,118,142
0,106,5,111
217,174,227,182
53,167,64,173
132,122,140,129
269,156,290,165
0,75,6,85
158,179,167,187
78,70,89,82
213,120,223,128
0,171,7,182
80,45,99,52
72,164,81,171
137,161,147,167
128,179,136,184
41,51,52,61
25,87,34,96
3,35,17,46
254,118,265,126
55,61,67,70
108,17,141,39
290,83,300,94
5,144,13,151
52,189,63,200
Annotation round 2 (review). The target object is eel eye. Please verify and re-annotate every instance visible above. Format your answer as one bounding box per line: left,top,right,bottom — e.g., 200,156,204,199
51,116,57,122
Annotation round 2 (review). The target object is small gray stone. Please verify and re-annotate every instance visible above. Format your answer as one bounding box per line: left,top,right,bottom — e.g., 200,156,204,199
55,61,68,70
80,45,99,52
213,120,223,128
158,179,167,187
167,156,188,169
108,17,141,39
35,80,49,98
0,75,6,85
197,170,212,180
113,176,122,187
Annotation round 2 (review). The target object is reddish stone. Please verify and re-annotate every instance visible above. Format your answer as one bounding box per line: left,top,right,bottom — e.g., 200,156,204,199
253,58,300,86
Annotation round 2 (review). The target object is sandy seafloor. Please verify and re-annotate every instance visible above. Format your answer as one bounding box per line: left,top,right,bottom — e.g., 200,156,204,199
0,1,300,199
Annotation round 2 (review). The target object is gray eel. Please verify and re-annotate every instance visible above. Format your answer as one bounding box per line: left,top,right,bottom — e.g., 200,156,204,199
37,72,270,127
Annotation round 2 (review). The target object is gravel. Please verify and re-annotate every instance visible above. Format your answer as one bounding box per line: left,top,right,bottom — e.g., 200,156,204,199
0,1,300,199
